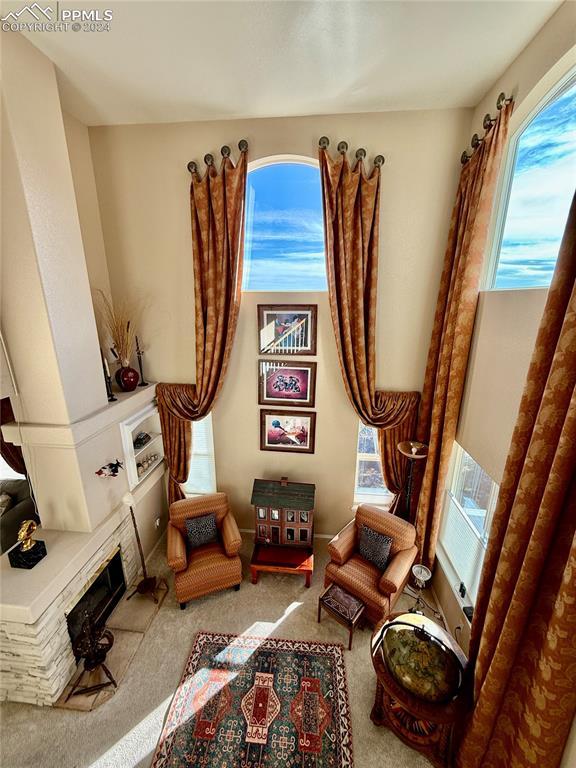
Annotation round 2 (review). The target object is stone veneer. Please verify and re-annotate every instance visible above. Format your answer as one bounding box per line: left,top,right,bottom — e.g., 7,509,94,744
0,517,138,706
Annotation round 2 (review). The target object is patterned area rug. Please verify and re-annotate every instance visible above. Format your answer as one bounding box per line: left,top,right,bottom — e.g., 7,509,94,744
152,631,353,767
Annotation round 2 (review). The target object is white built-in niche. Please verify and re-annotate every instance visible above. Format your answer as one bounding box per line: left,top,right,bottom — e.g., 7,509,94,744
120,403,165,490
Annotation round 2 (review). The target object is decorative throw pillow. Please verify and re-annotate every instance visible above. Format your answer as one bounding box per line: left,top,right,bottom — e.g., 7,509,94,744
185,513,217,549
0,493,13,518
359,524,392,571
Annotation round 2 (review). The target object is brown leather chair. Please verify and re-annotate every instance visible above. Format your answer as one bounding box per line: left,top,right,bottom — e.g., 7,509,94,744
166,492,242,609
325,504,418,625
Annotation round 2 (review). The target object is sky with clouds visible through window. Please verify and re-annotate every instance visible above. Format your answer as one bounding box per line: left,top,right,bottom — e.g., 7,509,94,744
243,89,575,293
243,163,327,291
495,81,576,289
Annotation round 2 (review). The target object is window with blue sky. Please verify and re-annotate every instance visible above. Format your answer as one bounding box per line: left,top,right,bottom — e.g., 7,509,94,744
243,163,327,291
494,79,576,289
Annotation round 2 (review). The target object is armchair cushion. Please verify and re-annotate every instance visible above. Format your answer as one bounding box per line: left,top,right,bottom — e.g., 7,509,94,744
167,522,187,573
356,504,416,556
379,545,419,594
359,525,392,571
327,520,356,565
221,513,242,557
174,542,242,602
185,513,217,549
325,556,389,618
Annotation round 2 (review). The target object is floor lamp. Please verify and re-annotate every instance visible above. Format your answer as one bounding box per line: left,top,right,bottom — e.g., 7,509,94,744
122,492,167,604
397,440,429,520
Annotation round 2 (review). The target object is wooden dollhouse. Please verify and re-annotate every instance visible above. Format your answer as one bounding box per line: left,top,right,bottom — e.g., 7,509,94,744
251,477,315,548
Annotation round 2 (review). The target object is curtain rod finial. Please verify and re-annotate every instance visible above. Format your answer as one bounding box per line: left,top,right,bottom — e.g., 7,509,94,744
318,136,329,149
497,92,512,110
187,161,197,174
483,113,496,131
238,139,248,152
374,155,385,167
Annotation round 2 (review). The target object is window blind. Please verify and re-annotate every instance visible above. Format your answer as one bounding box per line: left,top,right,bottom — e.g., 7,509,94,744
184,414,217,495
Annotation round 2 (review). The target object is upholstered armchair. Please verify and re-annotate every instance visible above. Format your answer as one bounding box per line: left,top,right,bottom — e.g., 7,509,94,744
166,492,242,609
325,504,418,625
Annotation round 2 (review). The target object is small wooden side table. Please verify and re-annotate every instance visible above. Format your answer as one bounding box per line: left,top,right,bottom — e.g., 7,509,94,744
318,584,365,650
370,614,467,768
250,543,314,587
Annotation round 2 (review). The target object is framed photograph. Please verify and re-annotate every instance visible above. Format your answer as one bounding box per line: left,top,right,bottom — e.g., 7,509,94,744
258,305,317,356
260,410,317,454
258,360,317,408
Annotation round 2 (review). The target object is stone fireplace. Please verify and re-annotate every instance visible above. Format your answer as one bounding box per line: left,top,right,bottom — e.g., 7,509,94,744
0,512,138,706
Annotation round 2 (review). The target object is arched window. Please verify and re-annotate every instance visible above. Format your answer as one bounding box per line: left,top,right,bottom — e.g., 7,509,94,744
243,160,327,291
489,76,576,289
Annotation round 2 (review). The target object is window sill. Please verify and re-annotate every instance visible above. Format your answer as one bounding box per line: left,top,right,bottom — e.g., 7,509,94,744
353,493,395,508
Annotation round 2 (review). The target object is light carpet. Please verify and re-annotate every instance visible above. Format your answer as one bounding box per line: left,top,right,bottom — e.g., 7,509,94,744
0,538,432,768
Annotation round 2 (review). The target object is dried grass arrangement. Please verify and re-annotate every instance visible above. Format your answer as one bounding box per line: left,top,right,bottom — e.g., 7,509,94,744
97,291,138,367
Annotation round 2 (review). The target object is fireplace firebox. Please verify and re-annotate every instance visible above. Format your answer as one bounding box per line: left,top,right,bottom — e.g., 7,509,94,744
66,549,126,657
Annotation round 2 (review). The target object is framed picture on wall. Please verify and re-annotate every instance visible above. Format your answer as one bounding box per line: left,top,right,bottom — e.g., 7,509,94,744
258,360,317,408
260,410,316,454
257,305,317,356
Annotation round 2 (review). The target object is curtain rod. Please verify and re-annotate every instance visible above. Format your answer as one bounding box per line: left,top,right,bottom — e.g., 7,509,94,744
187,139,248,173
461,92,512,165
319,136,385,166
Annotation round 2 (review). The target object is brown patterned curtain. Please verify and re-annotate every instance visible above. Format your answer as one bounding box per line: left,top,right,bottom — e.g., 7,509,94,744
158,143,248,504
0,398,26,475
456,192,576,768
414,102,513,566
319,140,420,505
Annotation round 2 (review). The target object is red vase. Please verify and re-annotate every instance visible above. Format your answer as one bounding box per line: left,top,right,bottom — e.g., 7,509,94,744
115,366,139,392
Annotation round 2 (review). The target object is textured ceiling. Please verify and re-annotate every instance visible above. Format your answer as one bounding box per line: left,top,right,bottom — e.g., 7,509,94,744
10,0,563,125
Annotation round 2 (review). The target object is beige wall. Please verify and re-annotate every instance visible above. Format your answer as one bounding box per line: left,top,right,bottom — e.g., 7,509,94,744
62,112,112,301
89,107,470,392
89,106,470,534
470,1,576,134
437,0,575,659
2,32,108,424
458,288,548,484
213,292,358,534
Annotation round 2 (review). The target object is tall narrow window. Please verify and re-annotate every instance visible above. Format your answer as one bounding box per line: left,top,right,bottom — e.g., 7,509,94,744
354,423,391,504
243,162,326,291
491,78,576,289
183,414,217,496
438,444,499,604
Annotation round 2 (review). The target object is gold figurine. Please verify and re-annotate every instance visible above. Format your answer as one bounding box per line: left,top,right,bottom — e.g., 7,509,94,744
9,519,47,569
17,520,38,551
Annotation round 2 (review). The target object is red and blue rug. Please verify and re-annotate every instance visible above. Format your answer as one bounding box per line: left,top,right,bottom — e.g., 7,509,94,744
152,631,353,767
